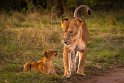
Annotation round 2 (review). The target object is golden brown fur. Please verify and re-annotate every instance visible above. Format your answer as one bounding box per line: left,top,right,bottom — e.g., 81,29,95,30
23,50,57,74
61,5,91,77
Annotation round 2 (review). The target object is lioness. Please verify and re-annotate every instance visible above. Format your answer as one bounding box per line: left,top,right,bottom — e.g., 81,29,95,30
61,5,91,77
23,50,57,74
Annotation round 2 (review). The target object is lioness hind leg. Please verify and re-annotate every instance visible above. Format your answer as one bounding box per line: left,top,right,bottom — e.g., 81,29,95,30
77,49,87,76
71,51,77,74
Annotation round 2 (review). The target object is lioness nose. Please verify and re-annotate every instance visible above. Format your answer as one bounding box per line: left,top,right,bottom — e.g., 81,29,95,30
64,40,69,44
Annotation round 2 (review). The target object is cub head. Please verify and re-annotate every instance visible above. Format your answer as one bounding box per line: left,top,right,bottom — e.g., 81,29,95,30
43,50,58,60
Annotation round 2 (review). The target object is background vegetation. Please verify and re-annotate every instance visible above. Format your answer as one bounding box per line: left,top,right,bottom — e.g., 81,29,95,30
0,0,124,83
0,0,124,14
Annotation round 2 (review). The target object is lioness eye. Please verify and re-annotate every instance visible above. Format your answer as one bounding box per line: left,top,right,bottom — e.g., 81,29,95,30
69,31,73,34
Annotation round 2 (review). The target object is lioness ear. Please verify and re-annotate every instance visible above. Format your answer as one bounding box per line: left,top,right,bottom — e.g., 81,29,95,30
77,19,85,26
61,18,68,30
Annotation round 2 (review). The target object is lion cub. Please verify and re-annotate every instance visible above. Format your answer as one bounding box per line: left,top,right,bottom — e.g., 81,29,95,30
23,50,57,74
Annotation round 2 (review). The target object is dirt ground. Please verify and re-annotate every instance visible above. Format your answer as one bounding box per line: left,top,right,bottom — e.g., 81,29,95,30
58,66,124,83
84,67,124,83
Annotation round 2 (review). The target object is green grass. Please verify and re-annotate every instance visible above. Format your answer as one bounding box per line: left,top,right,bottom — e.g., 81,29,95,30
0,64,60,83
0,10,124,82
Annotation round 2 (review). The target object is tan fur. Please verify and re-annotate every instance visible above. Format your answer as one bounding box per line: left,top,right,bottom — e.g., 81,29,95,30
61,5,91,77
23,50,57,74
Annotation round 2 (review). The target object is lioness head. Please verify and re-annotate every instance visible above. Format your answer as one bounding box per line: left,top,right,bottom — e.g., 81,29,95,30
61,18,85,45
61,5,91,45
43,50,58,60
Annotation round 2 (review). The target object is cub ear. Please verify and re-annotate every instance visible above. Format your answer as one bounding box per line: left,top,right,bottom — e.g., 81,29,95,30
43,51,48,57
61,18,69,30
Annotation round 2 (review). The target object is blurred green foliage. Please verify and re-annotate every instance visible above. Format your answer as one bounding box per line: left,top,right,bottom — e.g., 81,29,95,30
0,0,124,13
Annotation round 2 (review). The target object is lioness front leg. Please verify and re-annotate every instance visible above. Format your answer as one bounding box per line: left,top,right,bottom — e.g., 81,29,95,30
63,47,71,77
77,49,87,76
